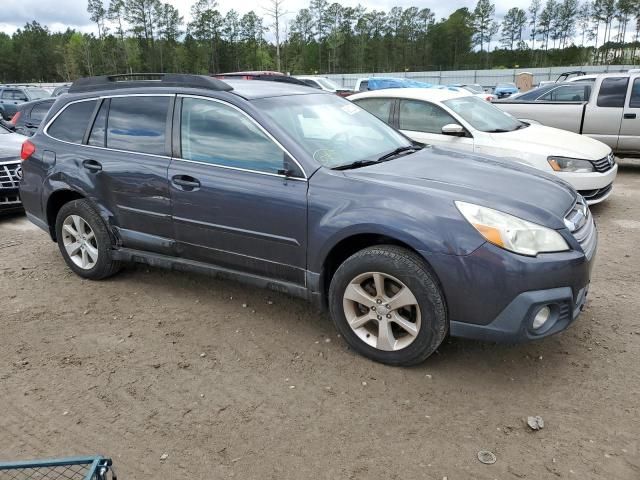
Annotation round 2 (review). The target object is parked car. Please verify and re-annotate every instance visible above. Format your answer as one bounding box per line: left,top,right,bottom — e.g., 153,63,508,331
51,84,71,97
494,82,519,98
503,82,593,103
451,83,497,101
349,88,617,204
495,72,640,157
295,76,353,96
10,98,55,137
214,71,308,86
0,86,50,120
353,78,370,92
0,122,26,214
20,73,597,365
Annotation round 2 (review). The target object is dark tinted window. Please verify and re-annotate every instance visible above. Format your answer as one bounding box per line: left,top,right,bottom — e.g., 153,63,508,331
399,99,457,133
629,79,640,108
30,101,54,123
517,86,554,101
88,99,108,147
354,98,394,123
597,77,629,107
107,96,169,155
180,97,284,174
359,80,368,91
48,100,97,144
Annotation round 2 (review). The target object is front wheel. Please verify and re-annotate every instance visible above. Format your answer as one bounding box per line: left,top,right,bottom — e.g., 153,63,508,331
329,246,447,366
55,199,122,280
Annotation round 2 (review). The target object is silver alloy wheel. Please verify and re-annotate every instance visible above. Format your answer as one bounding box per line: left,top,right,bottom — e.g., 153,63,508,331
61,215,99,270
342,271,421,351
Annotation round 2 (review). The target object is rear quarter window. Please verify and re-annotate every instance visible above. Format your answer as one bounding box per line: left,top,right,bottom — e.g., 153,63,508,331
47,100,98,144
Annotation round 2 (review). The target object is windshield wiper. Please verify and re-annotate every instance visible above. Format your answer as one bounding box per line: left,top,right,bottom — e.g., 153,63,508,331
332,145,422,171
332,159,380,171
376,145,422,162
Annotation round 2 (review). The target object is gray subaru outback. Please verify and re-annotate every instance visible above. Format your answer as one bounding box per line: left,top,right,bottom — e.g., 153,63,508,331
18,74,596,365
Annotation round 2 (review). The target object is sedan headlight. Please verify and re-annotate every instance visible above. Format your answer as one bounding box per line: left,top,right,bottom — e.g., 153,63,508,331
455,201,570,256
547,156,594,173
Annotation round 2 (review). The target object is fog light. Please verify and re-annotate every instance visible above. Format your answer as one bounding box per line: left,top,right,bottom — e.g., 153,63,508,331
532,306,551,330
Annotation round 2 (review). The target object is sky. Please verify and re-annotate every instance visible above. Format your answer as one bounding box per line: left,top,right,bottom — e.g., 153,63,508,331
0,0,533,38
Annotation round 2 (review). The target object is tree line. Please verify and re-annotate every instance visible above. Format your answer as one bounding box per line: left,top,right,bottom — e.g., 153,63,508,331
0,0,639,83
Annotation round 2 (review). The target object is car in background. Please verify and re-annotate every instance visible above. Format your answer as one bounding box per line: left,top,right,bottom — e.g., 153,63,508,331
295,76,353,97
504,82,592,103
495,72,640,157
0,122,26,214
52,84,71,97
10,98,55,137
451,83,497,101
20,73,597,365
350,87,617,204
0,86,51,120
214,71,308,86
493,82,519,99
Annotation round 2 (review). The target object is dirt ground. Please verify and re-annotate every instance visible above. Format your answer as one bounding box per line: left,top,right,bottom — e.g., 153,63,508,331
1,161,639,480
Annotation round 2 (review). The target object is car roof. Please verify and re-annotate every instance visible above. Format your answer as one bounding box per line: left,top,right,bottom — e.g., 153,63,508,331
349,87,470,102
224,79,324,99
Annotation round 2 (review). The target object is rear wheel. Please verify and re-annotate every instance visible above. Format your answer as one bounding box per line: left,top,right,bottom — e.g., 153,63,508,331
329,245,447,366
55,199,121,280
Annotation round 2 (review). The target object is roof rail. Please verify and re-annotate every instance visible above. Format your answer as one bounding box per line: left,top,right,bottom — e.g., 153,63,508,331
68,73,233,94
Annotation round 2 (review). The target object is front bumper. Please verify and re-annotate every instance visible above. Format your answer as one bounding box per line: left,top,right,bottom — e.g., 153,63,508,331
423,218,596,343
0,161,23,213
449,285,589,342
557,163,618,205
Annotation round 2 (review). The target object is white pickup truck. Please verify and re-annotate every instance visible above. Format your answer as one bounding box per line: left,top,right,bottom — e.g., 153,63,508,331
495,73,640,157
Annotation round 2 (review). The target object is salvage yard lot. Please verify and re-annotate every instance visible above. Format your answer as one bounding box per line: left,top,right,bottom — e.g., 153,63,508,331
1,162,639,479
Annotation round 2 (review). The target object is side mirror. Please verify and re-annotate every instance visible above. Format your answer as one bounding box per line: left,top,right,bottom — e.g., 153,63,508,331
441,124,465,137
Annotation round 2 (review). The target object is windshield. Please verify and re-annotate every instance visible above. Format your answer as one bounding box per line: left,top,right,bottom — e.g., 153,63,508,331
26,88,50,99
463,85,483,94
316,78,341,90
254,94,411,168
443,95,523,132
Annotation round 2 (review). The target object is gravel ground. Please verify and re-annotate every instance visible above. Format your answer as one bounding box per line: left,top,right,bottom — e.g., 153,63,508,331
0,161,639,479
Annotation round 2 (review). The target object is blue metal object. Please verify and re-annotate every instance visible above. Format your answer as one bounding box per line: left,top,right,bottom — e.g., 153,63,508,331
0,456,115,480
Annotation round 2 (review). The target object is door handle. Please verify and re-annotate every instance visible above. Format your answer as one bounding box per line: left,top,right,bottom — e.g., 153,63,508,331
624,113,636,119
82,159,102,172
172,175,200,190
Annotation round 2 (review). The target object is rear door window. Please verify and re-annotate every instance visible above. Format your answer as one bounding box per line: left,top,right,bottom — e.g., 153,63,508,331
106,96,169,155
597,77,629,107
353,98,394,123
47,100,98,144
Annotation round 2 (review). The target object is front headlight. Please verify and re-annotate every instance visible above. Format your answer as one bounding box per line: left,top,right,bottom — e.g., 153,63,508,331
455,201,570,256
547,156,594,173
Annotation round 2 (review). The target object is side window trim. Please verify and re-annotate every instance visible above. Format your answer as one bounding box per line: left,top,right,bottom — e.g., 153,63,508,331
174,94,307,180
44,95,174,158
82,99,104,145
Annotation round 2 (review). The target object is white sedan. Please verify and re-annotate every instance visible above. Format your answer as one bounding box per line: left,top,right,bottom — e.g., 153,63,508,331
348,88,617,204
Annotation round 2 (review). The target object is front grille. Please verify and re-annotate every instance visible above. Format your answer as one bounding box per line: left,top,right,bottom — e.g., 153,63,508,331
0,162,21,189
579,183,613,202
565,197,597,259
590,152,615,173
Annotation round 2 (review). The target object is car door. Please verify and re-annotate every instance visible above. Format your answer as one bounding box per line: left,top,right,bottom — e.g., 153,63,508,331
46,95,174,253
168,95,308,285
582,76,628,150
396,98,474,151
618,75,640,154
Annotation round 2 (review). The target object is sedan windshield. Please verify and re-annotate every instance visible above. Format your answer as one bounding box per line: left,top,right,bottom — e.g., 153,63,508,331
254,94,412,169
26,88,51,99
443,95,524,132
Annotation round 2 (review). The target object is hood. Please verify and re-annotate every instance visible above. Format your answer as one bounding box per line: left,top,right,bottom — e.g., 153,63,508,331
343,146,576,229
488,124,611,160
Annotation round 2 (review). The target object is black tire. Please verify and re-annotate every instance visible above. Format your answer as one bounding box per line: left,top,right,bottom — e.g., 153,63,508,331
55,199,122,280
329,245,447,366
